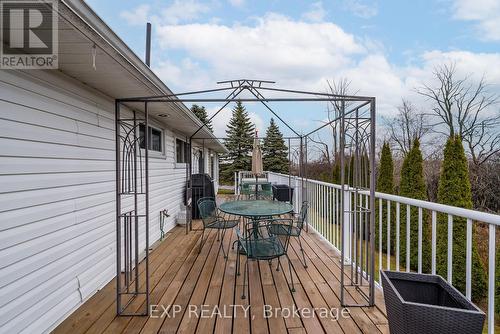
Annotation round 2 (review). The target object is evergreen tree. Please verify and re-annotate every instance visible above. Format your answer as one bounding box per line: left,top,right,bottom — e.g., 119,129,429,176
436,135,487,301
221,101,255,182
377,142,394,253
399,139,431,272
377,142,394,194
262,118,289,173
191,104,213,132
347,153,369,187
348,155,354,186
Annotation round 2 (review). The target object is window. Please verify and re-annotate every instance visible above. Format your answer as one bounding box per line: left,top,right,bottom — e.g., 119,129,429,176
176,138,189,163
210,154,215,179
139,124,163,152
198,150,204,173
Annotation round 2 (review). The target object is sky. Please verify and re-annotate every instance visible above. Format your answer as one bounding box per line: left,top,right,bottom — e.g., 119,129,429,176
85,0,500,138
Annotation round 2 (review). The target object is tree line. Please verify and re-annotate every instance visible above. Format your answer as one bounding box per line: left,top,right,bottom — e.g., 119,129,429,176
324,63,499,310
190,101,290,183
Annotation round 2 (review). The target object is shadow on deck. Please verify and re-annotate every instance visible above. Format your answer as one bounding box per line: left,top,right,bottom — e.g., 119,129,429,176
54,198,388,334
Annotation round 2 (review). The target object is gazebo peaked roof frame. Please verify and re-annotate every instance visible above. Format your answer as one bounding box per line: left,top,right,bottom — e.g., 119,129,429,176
114,79,377,318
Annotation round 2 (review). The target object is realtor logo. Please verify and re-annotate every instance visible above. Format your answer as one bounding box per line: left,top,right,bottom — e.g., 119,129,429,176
0,0,58,69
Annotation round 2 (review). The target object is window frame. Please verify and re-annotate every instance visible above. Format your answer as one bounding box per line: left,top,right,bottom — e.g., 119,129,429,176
139,123,163,153
175,138,190,164
210,153,216,179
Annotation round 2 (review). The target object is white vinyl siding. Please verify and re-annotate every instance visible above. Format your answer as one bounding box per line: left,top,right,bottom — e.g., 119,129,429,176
0,70,186,333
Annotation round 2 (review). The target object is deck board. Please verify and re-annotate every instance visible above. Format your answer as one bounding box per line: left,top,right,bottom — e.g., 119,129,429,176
54,210,387,334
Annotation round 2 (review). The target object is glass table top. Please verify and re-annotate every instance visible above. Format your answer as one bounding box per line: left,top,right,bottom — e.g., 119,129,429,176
219,200,293,217
241,180,271,185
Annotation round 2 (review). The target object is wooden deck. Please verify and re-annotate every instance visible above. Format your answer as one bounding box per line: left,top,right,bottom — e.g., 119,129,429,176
54,214,388,333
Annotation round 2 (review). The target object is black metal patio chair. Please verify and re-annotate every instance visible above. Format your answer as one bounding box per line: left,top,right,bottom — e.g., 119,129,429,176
235,218,296,299
197,197,239,259
238,182,252,200
266,201,309,268
259,182,273,200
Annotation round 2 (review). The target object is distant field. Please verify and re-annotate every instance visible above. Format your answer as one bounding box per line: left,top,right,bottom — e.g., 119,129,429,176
218,188,235,195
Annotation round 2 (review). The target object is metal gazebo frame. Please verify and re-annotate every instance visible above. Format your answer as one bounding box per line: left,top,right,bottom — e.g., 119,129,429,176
114,79,376,316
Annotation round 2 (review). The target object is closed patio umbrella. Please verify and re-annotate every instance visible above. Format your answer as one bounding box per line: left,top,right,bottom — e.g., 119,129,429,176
251,131,263,198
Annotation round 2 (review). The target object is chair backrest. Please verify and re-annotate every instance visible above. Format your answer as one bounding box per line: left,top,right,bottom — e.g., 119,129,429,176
297,201,309,229
197,197,217,226
238,218,294,259
240,183,250,193
261,183,272,191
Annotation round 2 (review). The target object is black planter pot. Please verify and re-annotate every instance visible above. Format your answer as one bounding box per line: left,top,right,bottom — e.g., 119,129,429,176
380,270,485,334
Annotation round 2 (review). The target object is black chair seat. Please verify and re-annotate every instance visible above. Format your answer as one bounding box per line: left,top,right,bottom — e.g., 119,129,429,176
267,224,300,237
244,236,285,259
197,197,238,259
206,219,239,229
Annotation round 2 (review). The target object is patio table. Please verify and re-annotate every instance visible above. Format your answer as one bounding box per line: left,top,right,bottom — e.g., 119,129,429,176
240,179,270,185
220,199,293,243
219,199,293,219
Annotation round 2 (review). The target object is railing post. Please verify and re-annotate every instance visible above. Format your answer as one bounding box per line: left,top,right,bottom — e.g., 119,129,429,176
387,200,391,271
234,171,238,195
431,211,437,275
466,218,472,300
343,188,352,263
379,199,383,277
418,207,423,274
406,205,410,273
487,224,496,334
447,214,453,283
295,176,300,213
396,202,400,271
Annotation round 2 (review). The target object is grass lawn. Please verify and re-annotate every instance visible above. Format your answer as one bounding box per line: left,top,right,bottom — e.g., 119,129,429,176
218,188,235,195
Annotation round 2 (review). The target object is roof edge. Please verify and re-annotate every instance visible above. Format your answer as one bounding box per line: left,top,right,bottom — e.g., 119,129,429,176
60,0,226,152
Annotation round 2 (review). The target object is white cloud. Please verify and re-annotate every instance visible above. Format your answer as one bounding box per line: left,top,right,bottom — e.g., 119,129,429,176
228,0,245,8
207,107,230,138
120,4,150,26
153,58,211,91
122,1,210,26
335,54,406,116
302,2,327,22
206,105,264,138
420,50,500,83
452,0,500,41
151,11,500,130
343,0,378,19
156,0,210,25
249,111,265,136
155,13,365,91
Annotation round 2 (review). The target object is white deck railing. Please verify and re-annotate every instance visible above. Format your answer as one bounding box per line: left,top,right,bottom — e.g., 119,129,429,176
258,171,499,334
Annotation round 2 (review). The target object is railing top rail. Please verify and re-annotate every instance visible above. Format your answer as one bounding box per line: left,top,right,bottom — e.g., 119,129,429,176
266,171,500,226
364,190,500,226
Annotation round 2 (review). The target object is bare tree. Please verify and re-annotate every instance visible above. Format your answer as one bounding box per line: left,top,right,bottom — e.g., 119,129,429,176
464,118,500,165
469,155,500,213
307,133,331,164
326,78,358,160
385,99,431,155
418,62,499,165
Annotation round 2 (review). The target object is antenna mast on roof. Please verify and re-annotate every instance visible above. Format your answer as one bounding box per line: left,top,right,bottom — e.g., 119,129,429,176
145,22,151,67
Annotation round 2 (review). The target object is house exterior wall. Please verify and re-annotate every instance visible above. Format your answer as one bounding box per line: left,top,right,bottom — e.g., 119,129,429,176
0,69,212,333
